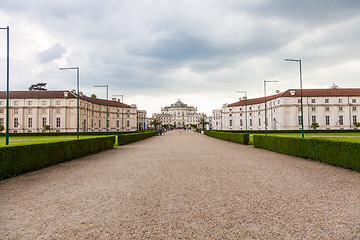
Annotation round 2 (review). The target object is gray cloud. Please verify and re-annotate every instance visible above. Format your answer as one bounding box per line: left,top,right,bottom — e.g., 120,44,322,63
38,43,66,63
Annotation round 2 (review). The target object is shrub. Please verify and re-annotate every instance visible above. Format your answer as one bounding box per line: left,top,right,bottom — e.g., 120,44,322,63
0,125,4,132
0,136,115,180
253,135,360,172
118,131,156,145
204,130,249,145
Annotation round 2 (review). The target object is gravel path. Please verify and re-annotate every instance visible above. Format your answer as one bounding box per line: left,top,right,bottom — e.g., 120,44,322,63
1,130,360,239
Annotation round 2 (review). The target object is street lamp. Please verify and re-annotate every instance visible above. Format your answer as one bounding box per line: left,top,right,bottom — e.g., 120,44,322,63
1,26,9,145
285,58,304,138
95,85,109,135
59,67,80,139
236,90,247,133
112,94,124,135
264,80,279,135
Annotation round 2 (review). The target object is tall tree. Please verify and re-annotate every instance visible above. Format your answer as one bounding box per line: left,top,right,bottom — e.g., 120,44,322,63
199,116,209,131
150,118,162,131
29,83,47,91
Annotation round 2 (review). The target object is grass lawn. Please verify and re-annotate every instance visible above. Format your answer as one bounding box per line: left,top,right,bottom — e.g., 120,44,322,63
249,132,360,145
0,135,117,146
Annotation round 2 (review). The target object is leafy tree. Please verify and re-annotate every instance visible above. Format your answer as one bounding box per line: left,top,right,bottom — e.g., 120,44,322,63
71,89,76,94
190,124,197,129
43,125,50,132
330,83,340,89
199,116,209,131
354,122,360,128
150,118,162,131
91,93,97,98
0,125,4,132
162,124,169,130
311,122,319,130
29,83,47,91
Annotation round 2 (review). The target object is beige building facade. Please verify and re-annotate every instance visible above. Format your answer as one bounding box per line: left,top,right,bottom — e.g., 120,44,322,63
0,90,146,133
211,88,360,131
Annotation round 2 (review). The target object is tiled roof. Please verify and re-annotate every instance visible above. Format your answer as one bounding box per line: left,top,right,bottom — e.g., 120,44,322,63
0,90,131,108
228,88,360,107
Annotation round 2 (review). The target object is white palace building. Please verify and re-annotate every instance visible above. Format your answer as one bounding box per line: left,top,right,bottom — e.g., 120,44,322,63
211,88,360,131
0,90,147,133
153,99,206,128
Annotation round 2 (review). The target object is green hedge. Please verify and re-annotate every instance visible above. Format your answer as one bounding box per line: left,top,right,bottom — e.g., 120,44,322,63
205,130,249,145
253,135,360,172
213,129,360,134
0,136,115,180
118,131,156,145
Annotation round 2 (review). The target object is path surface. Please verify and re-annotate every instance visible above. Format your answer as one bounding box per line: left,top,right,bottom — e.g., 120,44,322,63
1,130,360,239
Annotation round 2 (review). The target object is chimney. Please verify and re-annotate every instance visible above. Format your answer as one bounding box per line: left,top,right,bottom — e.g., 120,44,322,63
275,90,280,95
118,99,121,102
290,90,296,96
64,91,68,98
112,98,116,101
79,92,83,97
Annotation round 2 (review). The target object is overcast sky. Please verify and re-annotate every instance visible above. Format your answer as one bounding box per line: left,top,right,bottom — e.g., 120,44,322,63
1,0,360,116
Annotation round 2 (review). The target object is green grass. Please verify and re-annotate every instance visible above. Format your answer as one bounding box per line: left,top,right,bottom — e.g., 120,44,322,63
0,135,118,146
249,132,360,145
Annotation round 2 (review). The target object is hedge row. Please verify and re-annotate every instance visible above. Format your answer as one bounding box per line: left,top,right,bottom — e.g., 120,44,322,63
205,130,249,145
0,136,115,180
253,135,360,172
118,131,157,145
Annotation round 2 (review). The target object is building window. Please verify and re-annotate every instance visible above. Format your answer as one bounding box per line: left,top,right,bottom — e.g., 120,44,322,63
117,120,120,128
107,120,109,128
312,116,316,123
240,119,243,127
352,99,357,103
0,101,4,106
127,120,130,127
229,114,232,117
56,100,61,105
311,99,315,103
56,118,61,127
326,116,330,125
312,107,316,111
353,115,357,124
259,118,261,126
99,120,101,128
298,107,301,111
240,113,242,117
249,113,252,116
13,101,18,106
42,118,47,127
353,107,357,111
28,109,32,114
0,118,4,126
91,119,94,127
56,109,61,114
339,107,343,111
28,101,32,106
249,119,252,127
229,119,232,127
339,116,343,125
14,109,18,114
28,118,33,128
298,116,302,125
339,99,343,103
325,107,330,111
14,118,19,128
42,109,47,114
249,107,252,110
325,99,329,103
42,101,47,105
0,108,3,113
298,99,301,103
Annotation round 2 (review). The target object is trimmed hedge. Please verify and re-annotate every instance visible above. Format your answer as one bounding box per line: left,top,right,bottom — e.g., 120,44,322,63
0,136,115,180
214,129,360,134
253,135,360,172
118,131,156,145
205,130,249,145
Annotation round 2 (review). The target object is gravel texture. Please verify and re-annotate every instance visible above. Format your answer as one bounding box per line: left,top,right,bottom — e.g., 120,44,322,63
1,130,360,239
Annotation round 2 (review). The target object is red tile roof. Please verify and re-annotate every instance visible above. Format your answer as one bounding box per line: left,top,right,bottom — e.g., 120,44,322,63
228,88,360,107
0,91,131,108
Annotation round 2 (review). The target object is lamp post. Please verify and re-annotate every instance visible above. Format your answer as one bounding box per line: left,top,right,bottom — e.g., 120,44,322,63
95,85,109,135
285,58,304,138
1,26,9,145
60,67,80,139
113,94,124,134
236,90,247,133
264,80,278,135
